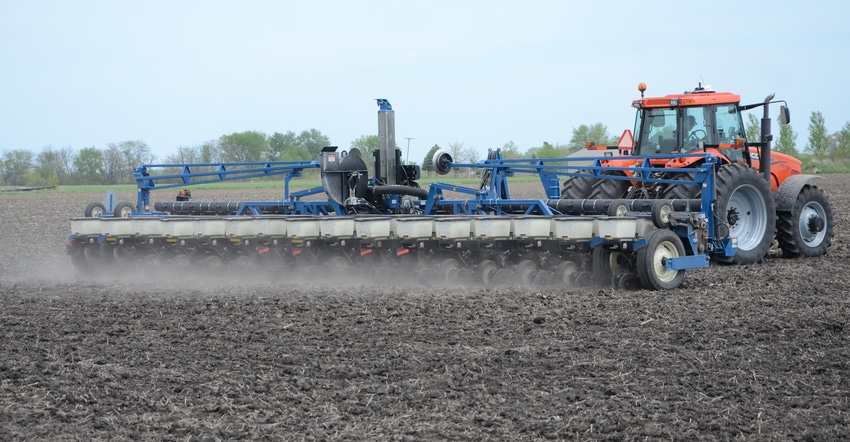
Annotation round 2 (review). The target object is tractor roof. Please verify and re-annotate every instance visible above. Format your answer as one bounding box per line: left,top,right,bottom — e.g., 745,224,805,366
632,85,740,109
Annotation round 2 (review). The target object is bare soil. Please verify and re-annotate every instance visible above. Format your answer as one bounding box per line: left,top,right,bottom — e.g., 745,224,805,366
1,177,848,440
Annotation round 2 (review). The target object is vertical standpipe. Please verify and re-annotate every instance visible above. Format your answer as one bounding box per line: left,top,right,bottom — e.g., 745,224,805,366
760,93,775,183
377,99,397,185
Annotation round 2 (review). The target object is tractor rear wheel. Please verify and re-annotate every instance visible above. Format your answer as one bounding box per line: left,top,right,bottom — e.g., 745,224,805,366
587,171,630,200
713,164,776,264
660,172,700,200
561,169,597,199
776,186,834,257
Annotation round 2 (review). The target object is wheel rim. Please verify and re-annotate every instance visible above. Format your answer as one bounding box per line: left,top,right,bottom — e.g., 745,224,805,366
727,184,768,251
799,201,827,246
651,239,680,283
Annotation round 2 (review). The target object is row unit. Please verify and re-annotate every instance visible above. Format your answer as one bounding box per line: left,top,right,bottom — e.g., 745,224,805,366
71,215,657,242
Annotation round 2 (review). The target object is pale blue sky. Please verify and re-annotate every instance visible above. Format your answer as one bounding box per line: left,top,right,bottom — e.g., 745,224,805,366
2,0,848,163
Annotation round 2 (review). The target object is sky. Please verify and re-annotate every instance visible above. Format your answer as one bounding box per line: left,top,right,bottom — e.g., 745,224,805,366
2,0,849,164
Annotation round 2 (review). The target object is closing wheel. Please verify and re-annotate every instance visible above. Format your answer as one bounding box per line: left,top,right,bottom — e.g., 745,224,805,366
141,253,161,267
84,202,106,217
592,245,629,285
650,200,674,228
556,261,579,286
113,202,134,218
327,256,350,277
233,255,254,272
478,260,499,285
70,246,89,272
415,267,436,283
515,260,537,284
202,255,223,272
616,273,641,290
713,164,776,264
172,254,193,267
637,229,686,290
591,245,613,284
776,186,834,257
374,266,396,282
532,270,553,286
492,269,511,285
439,258,460,282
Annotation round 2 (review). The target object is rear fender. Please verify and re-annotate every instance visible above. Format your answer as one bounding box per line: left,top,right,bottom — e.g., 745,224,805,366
775,174,825,212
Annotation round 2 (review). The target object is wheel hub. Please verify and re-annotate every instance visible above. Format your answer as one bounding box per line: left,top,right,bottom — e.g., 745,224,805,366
727,207,740,227
807,215,825,234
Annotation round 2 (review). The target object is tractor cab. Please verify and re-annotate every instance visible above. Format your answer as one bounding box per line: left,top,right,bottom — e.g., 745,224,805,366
586,83,801,196
631,84,746,164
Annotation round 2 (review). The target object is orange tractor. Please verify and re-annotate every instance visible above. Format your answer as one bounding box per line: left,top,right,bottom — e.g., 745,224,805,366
562,83,833,264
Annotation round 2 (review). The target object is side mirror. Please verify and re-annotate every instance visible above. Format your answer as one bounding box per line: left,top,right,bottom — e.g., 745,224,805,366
778,105,790,125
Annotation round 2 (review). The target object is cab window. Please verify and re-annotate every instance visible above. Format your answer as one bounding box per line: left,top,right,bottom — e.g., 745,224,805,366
637,108,677,154
716,104,742,143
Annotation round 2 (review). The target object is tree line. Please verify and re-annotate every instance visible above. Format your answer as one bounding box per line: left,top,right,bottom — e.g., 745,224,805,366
2,112,849,187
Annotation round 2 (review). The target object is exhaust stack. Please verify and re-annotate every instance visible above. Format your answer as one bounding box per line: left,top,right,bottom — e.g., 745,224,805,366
376,99,397,185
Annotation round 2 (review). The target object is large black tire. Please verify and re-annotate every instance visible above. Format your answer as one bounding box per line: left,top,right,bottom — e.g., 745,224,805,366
637,228,686,290
776,186,834,257
561,169,597,199
587,171,630,199
660,171,700,200
713,164,776,264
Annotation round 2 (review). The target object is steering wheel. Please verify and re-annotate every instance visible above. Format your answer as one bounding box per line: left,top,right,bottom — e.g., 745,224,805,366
688,129,707,144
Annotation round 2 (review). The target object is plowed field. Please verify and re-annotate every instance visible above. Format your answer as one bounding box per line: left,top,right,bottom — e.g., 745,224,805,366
1,177,848,440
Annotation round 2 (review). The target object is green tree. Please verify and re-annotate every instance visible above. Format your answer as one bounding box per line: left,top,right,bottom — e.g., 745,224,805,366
28,162,59,187
219,131,269,163
447,141,479,177
536,141,564,158
103,144,128,184
197,140,221,163
296,129,331,158
73,147,105,185
350,135,379,160
119,140,154,170
1,149,35,186
568,123,614,153
499,141,522,159
828,121,850,159
165,141,222,164
166,145,202,164
745,113,760,142
421,144,440,176
774,123,798,156
269,131,311,162
35,146,74,185
805,111,829,157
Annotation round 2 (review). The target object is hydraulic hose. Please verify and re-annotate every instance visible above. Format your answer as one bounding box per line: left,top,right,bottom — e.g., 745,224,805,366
370,185,429,200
